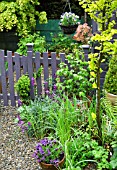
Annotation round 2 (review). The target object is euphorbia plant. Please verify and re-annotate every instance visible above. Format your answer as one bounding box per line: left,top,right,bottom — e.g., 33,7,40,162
78,0,117,144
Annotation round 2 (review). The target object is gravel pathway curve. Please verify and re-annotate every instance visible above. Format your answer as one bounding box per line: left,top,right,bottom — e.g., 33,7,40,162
0,105,41,170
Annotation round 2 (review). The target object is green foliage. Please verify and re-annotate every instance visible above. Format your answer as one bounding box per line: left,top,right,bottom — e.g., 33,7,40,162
16,96,60,139
48,32,80,54
53,96,81,145
101,97,117,144
65,131,109,169
16,32,47,55
78,0,117,87
77,0,117,144
56,49,92,98
14,74,30,100
104,55,117,95
0,0,47,36
110,141,117,169
33,65,43,79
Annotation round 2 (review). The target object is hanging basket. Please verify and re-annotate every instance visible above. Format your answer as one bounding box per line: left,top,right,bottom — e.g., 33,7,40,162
59,23,78,34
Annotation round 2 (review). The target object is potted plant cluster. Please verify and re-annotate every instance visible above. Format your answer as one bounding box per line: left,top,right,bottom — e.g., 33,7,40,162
59,12,80,34
33,138,65,170
104,54,117,105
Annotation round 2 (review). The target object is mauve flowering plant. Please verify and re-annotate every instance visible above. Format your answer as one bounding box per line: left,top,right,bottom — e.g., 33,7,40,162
33,138,64,165
59,12,79,26
15,115,31,133
73,23,93,44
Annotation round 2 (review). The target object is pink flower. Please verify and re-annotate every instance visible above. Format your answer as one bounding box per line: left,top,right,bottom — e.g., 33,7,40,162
73,23,92,44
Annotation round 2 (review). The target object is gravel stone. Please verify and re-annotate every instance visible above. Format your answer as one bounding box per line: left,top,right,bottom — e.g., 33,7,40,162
0,105,41,170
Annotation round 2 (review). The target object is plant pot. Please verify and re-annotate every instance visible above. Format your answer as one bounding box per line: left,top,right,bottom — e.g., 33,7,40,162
105,91,117,105
59,23,78,34
39,155,65,170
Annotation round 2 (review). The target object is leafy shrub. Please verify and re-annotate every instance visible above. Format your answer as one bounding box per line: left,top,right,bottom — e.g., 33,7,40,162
16,32,47,55
48,32,80,54
14,74,30,101
104,54,117,95
56,48,92,98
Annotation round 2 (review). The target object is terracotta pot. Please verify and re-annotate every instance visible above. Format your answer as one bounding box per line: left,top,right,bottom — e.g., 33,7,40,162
105,91,117,105
39,155,65,170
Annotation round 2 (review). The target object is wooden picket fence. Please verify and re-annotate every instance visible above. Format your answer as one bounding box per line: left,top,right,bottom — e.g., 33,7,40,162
0,43,107,106
0,43,88,106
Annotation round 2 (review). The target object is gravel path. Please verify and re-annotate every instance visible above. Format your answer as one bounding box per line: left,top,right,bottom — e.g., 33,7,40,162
0,105,41,170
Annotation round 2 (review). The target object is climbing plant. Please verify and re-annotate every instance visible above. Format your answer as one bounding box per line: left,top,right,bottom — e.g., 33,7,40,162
78,0,117,145
0,0,47,37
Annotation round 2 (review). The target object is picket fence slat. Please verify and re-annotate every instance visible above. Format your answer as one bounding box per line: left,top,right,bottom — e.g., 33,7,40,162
51,52,57,80
27,51,35,100
15,52,21,81
0,50,8,106
35,52,42,96
7,51,15,106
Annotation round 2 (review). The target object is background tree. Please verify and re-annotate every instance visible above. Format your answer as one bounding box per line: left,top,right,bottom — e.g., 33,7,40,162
0,0,47,37
78,0,117,144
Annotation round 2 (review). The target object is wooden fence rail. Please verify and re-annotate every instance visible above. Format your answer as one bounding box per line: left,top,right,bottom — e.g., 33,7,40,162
0,44,107,106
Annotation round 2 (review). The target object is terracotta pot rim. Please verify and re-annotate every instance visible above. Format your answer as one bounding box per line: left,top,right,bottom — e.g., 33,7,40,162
105,90,117,97
40,155,65,166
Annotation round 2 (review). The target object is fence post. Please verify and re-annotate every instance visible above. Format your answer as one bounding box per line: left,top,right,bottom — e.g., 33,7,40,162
26,43,34,52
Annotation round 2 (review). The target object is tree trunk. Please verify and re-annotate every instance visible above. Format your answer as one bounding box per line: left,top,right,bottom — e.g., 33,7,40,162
96,58,102,145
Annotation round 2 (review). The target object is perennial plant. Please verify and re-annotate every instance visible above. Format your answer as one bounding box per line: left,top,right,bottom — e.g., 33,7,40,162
33,138,64,165
59,12,79,26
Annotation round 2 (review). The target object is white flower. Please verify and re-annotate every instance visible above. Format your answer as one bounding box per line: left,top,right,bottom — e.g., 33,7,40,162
60,12,79,26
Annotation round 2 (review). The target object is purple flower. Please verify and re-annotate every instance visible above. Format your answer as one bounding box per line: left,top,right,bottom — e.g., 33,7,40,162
45,90,50,94
18,99,22,106
17,115,21,121
18,120,24,127
47,149,51,155
54,73,57,79
39,138,49,146
31,77,35,86
32,152,36,158
21,125,28,133
53,139,56,144
53,84,57,90
55,148,58,151
53,159,59,164
37,159,41,163
28,122,31,126
43,81,48,85
38,146,45,155
41,156,45,161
